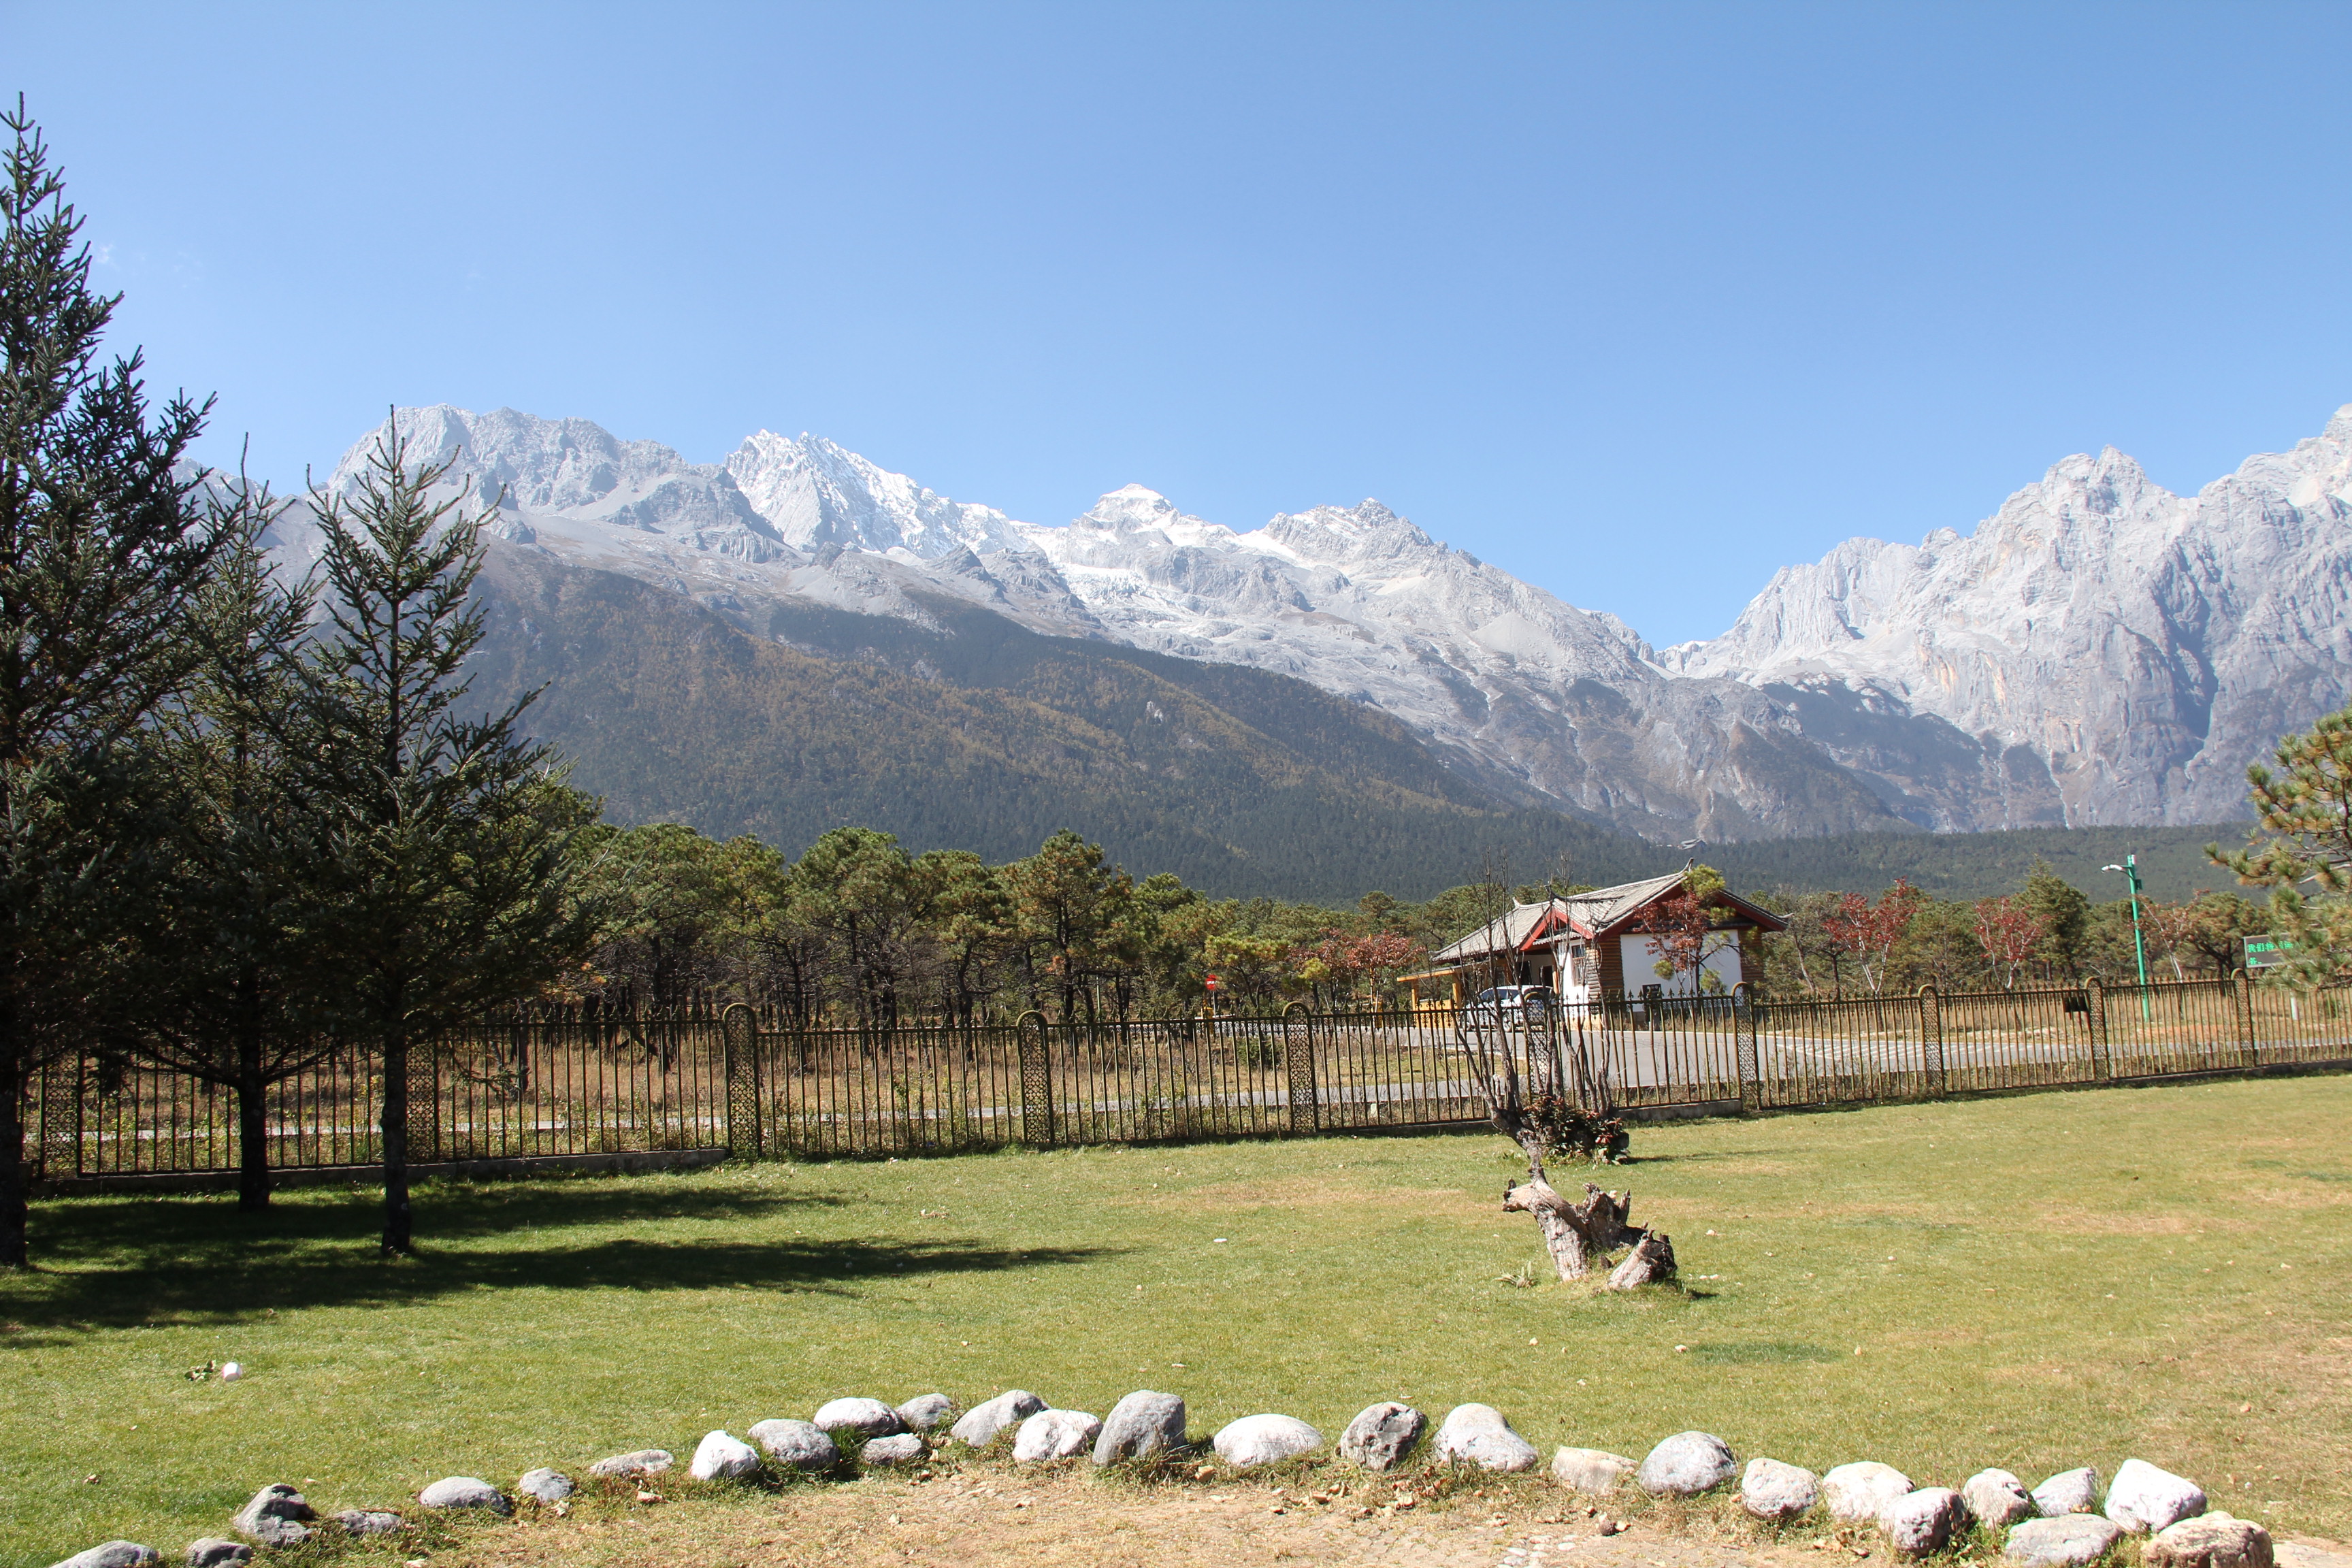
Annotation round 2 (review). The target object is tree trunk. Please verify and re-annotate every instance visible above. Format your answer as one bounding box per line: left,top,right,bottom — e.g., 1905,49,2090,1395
0,1055,27,1269
380,1024,412,1256
1503,1175,1641,1282
1605,1228,1677,1290
235,970,270,1211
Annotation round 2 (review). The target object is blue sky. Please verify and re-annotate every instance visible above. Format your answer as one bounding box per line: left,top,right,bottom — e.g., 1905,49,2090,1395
8,1,2349,644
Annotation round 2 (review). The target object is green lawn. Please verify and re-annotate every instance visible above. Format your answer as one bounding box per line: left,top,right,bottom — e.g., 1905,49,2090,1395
5,1075,2349,1567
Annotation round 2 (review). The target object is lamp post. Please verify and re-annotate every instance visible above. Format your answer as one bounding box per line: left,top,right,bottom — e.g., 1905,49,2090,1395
2102,855,2151,1019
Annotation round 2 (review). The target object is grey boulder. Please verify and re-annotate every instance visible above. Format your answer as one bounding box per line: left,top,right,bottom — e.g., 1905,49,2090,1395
896,1394,957,1432
1432,1404,1539,1473
517,1469,574,1504
813,1397,906,1439
330,1512,404,1537
860,1433,927,1467
2106,1459,2208,1534
1092,1390,1187,1466
1825,1463,1915,1523
417,1477,510,1515
1551,1447,1639,1497
689,1430,762,1481
1213,1414,1322,1470
1742,1457,1821,1520
2008,1514,2127,1567
749,1418,839,1473
2146,1512,2274,1568
1637,1431,1737,1497
2035,1467,2102,1517
1338,1403,1426,1471
183,1544,249,1568
1880,1488,1970,1556
1966,1470,2039,1529
231,1485,316,1548
951,1389,1047,1448
1013,1409,1101,1464
587,1449,674,1479
50,1544,159,1568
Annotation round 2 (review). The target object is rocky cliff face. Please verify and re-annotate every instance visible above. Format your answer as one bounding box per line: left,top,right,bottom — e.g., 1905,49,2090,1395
289,402,2352,838
1669,406,2352,826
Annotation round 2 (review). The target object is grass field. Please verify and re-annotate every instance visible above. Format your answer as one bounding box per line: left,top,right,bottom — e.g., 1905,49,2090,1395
4,1074,2349,1567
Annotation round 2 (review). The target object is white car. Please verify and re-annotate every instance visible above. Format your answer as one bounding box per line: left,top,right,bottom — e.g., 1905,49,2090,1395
1464,985,1555,1026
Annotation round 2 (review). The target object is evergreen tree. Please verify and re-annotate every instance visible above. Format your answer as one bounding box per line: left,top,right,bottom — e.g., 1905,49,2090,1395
0,108,233,1266
133,501,336,1210
2021,859,2092,981
2212,703,2352,982
294,421,591,1255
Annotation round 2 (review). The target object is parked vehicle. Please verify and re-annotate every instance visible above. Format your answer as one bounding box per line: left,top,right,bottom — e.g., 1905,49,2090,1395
1464,985,1555,1026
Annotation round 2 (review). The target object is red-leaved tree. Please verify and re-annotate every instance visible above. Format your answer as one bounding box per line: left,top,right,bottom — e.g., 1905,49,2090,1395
1823,879,1924,994
1972,894,2044,990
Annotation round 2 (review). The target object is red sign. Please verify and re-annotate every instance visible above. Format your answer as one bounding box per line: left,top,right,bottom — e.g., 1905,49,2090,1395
1204,974,1220,991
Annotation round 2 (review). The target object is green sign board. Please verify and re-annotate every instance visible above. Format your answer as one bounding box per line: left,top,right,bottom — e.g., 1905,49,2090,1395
2244,934,2293,970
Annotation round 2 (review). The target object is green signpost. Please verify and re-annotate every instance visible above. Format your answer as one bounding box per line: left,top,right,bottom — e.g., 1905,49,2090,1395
2244,934,2293,970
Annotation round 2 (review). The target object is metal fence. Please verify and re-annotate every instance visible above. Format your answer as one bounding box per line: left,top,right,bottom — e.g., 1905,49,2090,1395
23,975,2352,1179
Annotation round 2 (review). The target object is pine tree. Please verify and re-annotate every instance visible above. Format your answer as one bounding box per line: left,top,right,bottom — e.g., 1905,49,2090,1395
294,419,592,1255
133,501,336,1210
0,107,233,1266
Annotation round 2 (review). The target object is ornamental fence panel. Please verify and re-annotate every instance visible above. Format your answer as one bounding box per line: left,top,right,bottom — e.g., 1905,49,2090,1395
20,978,2352,1180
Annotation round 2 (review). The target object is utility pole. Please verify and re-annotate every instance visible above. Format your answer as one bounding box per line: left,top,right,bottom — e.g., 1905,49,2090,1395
2103,855,2151,1018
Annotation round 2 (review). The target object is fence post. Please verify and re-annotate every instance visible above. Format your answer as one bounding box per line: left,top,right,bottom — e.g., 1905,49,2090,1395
721,1002,762,1160
2084,977,2108,1081
406,1038,441,1164
1016,1011,1054,1147
1731,983,1759,1113
1282,1000,1318,1134
2234,969,2259,1067
1916,983,1944,1097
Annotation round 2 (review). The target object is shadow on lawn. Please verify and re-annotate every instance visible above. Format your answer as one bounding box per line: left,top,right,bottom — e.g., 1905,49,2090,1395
3,1182,1122,1339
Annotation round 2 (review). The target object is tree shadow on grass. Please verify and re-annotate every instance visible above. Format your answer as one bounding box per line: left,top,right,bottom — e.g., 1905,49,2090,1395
2,1181,1124,1341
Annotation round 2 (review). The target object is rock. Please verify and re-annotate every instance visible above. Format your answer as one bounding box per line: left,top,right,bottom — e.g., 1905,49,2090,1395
1742,1457,1820,1521
1013,1409,1101,1463
1550,1447,1639,1497
1967,1470,2039,1529
1092,1390,1187,1466
587,1449,674,1479
2146,1513,2274,1568
861,1433,927,1467
1338,1403,1426,1471
2008,1514,2128,1567
417,1477,511,1515
813,1397,906,1439
49,1544,159,1568
2034,1468,2102,1517
183,1543,249,1568
950,1390,1047,1448
1880,1488,1970,1556
1213,1415,1322,1470
1825,1463,1916,1523
896,1394,956,1432
1431,1404,1539,1473
218,1363,243,1382
689,1430,762,1481
1637,1431,1737,1497
231,1485,317,1548
330,1512,404,1537
2106,1460,2208,1534
517,1469,574,1505
749,1418,840,1473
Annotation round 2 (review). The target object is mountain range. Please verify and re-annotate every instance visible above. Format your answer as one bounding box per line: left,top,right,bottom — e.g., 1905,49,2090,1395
261,402,2352,892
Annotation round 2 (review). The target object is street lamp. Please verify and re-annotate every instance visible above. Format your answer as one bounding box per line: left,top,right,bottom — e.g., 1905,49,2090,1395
2102,856,2151,1016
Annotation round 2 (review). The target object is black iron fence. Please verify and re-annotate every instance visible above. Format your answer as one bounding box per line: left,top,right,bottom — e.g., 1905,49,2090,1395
23,975,2352,1179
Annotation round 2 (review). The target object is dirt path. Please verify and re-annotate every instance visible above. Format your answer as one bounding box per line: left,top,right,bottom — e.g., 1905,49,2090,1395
470,1473,1840,1568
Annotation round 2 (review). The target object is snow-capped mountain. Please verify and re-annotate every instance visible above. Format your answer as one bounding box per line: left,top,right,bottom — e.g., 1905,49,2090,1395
295,402,2352,838
1669,406,2352,826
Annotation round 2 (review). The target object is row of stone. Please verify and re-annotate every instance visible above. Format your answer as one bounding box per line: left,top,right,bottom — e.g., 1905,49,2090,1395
43,1388,2272,1568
